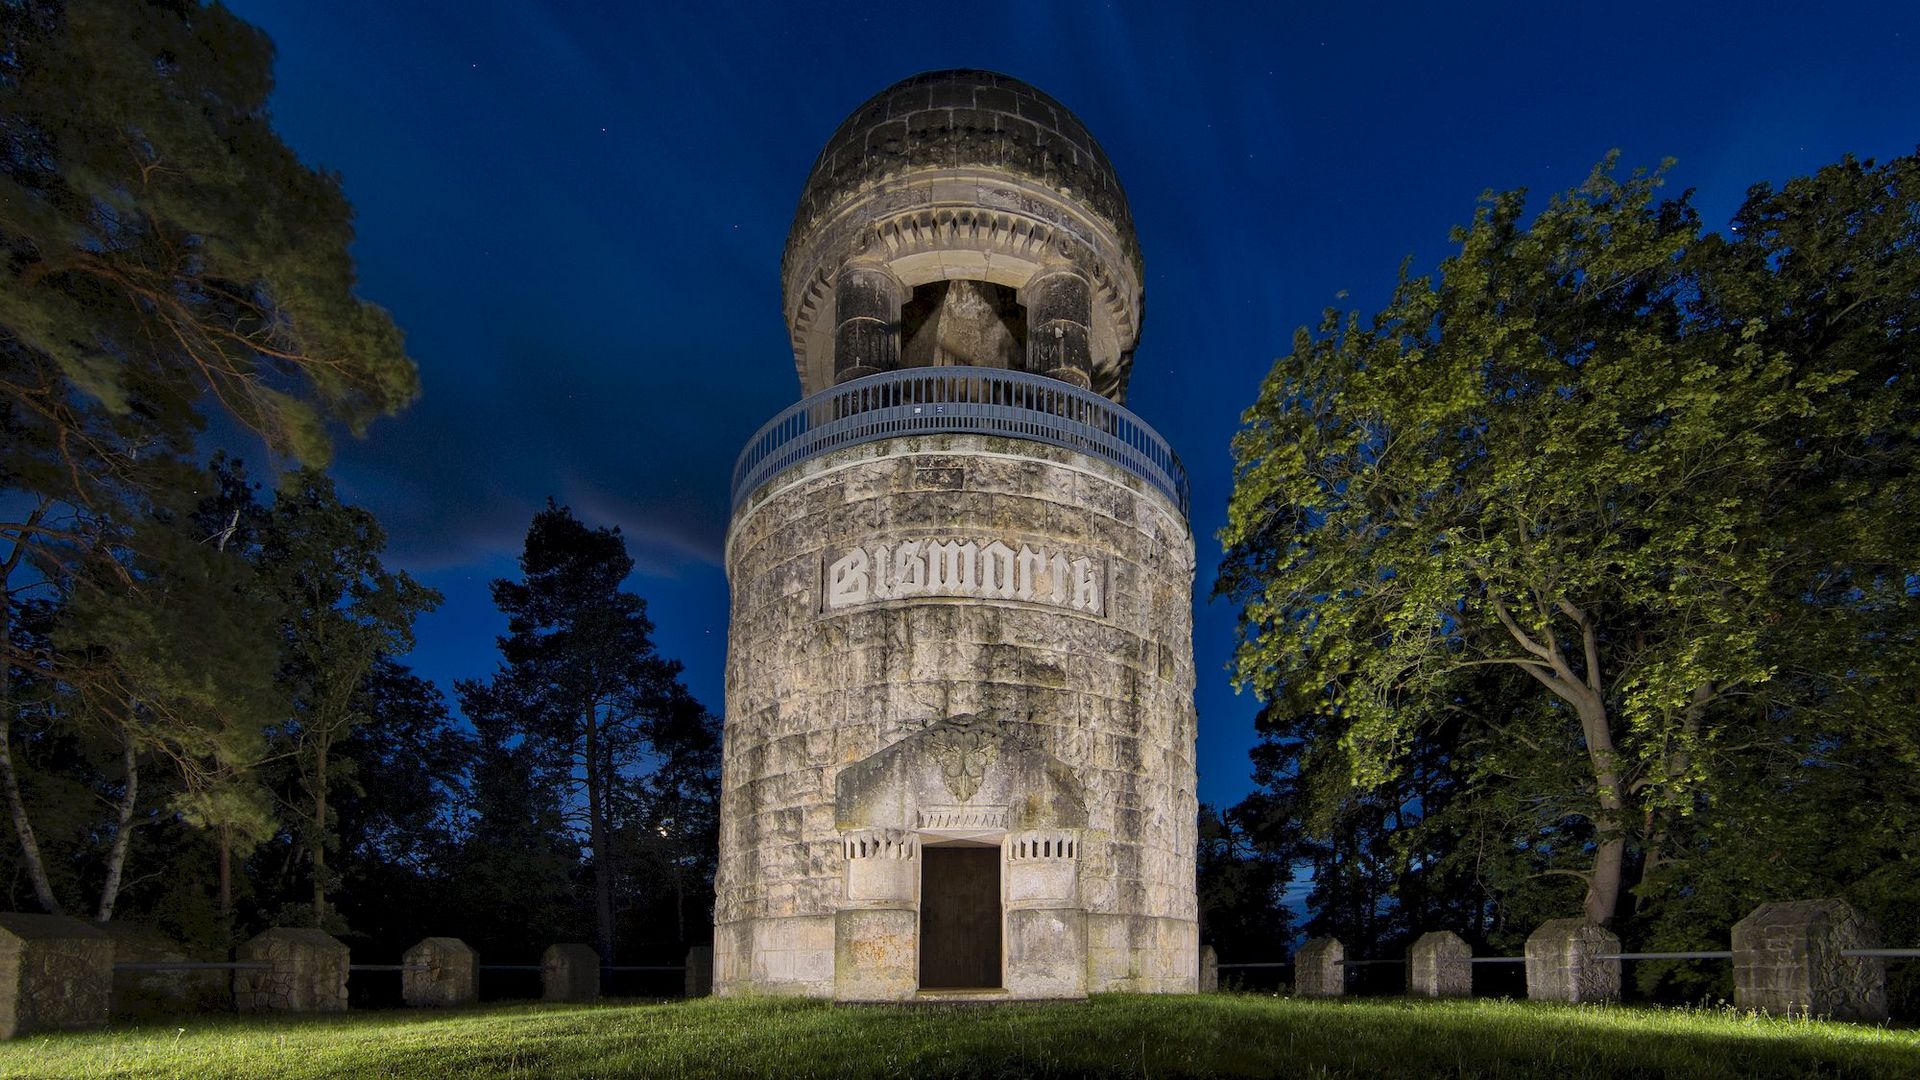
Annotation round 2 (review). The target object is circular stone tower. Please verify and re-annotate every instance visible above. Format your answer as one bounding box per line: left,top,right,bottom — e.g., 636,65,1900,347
716,70,1196,1001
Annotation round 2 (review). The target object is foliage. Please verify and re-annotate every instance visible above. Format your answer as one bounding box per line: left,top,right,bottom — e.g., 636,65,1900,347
0,0,417,475
1219,151,1920,952
251,470,438,929
456,501,717,961
3,996,1919,1079
0,0,419,921
1196,801,1294,961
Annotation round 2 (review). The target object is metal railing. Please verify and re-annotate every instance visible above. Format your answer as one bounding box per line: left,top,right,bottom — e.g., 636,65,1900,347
730,368,1190,519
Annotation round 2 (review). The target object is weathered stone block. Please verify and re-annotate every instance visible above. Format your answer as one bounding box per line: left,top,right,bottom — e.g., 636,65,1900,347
1005,907,1086,999
1732,899,1887,1021
833,909,917,1001
1294,936,1343,997
1006,830,1078,904
843,828,918,902
542,943,599,1003
1407,931,1472,998
233,927,348,1013
1524,919,1619,1004
402,937,476,1008
0,914,112,1038
1198,945,1218,992
684,946,713,998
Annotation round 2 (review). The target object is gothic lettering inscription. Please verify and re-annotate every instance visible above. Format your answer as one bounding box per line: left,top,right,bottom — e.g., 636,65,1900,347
824,539,1103,615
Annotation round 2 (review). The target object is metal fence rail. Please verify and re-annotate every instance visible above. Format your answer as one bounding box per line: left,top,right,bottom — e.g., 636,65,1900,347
113,962,270,972
1597,952,1733,961
731,368,1190,518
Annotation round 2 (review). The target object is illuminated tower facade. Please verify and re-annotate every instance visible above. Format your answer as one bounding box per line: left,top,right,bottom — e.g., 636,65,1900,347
716,70,1195,1000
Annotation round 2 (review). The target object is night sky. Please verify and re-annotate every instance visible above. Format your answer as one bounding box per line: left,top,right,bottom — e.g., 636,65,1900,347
228,1,1919,809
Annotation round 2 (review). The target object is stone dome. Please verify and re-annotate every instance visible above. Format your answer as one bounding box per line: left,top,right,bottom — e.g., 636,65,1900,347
780,71,1146,401
787,71,1139,274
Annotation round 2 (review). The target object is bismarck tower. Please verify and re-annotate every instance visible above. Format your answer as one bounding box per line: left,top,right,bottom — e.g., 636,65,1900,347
716,70,1196,1000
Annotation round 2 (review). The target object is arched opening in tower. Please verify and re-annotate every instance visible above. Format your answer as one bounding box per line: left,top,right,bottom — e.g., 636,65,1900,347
901,280,1026,370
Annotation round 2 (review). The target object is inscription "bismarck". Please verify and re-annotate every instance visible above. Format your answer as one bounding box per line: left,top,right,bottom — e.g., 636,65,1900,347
824,539,1103,615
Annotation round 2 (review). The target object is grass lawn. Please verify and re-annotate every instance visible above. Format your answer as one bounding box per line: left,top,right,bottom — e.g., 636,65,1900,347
1,993,1916,1079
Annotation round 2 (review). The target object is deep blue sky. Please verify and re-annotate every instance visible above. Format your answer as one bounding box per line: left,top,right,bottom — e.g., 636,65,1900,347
230,0,1919,809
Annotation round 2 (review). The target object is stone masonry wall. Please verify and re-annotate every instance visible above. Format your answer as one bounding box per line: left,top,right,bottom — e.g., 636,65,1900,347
717,434,1197,997
232,928,347,1013
0,914,112,1038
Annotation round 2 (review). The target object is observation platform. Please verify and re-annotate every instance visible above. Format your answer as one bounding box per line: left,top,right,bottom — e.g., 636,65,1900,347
730,368,1189,519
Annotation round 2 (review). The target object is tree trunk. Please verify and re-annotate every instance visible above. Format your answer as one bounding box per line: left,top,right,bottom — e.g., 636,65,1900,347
0,711,61,915
96,729,138,922
311,737,329,926
584,708,613,962
218,824,232,917
1575,697,1628,927
673,857,685,950
0,576,63,915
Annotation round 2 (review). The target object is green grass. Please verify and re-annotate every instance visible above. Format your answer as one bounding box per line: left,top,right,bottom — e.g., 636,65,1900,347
2,994,1916,1079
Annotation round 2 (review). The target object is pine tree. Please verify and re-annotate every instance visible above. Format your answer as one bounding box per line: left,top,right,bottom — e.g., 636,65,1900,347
460,502,696,962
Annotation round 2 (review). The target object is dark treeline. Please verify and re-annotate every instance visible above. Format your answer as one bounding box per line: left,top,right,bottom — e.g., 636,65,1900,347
0,0,718,977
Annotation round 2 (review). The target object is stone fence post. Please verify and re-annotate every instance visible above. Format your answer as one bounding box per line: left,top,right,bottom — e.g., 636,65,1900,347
0,914,112,1038
543,943,600,1003
1524,919,1619,1004
234,927,348,1012
1407,931,1472,998
1293,936,1344,997
1198,945,1218,992
1732,899,1887,1021
403,937,477,1008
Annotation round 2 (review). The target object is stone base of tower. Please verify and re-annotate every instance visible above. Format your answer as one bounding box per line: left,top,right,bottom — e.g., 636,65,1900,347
1086,914,1199,994
713,916,836,998
715,434,1198,1003
712,912,1196,1000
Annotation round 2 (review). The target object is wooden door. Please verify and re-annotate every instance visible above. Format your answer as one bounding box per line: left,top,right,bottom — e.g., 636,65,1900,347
919,846,1001,988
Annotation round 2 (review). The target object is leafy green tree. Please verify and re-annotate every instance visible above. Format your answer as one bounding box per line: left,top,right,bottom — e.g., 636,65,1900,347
0,0,418,913
257,472,438,929
1220,152,1920,928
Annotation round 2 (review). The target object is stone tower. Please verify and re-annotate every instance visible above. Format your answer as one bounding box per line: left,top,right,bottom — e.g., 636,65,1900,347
716,70,1196,1000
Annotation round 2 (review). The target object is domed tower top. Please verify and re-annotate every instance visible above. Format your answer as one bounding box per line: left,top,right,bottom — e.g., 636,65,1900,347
781,70,1145,402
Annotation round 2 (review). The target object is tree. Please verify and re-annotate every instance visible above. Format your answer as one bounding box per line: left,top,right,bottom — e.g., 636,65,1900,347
457,502,697,962
257,472,437,928
1195,802,1294,965
0,0,418,913
618,686,720,954
449,690,585,958
1220,152,1920,928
